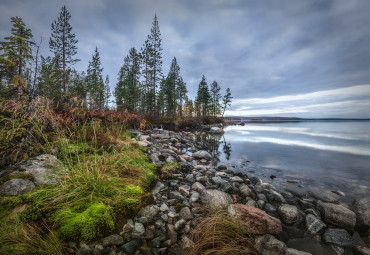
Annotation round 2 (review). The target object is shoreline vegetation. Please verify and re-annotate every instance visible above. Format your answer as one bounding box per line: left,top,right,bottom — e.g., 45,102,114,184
1,4,370,255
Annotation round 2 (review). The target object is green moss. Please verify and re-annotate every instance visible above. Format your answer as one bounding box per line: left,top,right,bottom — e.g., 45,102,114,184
54,202,114,241
161,162,181,178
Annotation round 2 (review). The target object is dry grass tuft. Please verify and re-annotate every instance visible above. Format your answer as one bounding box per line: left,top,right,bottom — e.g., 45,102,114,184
188,211,256,255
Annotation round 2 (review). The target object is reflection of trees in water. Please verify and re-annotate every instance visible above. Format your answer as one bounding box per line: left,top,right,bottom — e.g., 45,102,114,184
222,136,232,161
199,133,232,167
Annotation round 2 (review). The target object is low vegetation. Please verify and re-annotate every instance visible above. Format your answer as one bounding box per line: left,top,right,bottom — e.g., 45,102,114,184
189,211,256,255
0,99,157,254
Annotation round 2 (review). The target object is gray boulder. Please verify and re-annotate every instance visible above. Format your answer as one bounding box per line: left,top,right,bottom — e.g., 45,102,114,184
305,214,326,235
102,234,124,246
323,228,353,247
254,234,287,255
309,188,341,203
192,150,211,160
239,183,251,197
317,201,356,229
278,204,299,225
199,189,233,209
0,179,35,196
209,127,224,134
353,197,370,229
286,248,312,255
137,205,159,221
17,154,64,185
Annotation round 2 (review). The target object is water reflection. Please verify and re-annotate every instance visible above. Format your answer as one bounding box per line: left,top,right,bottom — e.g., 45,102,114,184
195,133,232,167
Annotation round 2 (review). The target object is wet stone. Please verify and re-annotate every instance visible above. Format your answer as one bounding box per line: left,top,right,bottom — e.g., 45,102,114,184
323,228,353,247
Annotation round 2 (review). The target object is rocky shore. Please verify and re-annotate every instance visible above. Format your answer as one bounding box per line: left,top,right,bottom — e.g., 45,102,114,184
1,128,369,255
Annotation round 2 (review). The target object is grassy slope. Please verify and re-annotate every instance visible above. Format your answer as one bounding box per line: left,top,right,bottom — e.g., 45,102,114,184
0,106,157,254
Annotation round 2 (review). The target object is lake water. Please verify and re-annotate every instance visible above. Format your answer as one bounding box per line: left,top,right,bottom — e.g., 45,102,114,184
202,121,370,203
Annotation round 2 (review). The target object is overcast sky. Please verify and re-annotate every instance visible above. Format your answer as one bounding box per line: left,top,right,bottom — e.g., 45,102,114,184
1,0,370,118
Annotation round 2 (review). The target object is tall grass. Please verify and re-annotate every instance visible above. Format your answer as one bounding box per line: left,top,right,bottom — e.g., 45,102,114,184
189,211,256,255
0,97,157,250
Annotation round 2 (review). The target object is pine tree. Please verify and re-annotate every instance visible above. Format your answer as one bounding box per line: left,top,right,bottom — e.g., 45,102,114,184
147,14,163,114
221,88,233,117
176,76,188,117
195,75,211,118
115,47,141,112
162,57,179,116
104,74,111,110
86,47,104,110
49,5,79,95
210,80,221,118
0,17,34,90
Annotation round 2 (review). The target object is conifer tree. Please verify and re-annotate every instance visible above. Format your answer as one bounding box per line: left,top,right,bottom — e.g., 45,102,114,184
176,76,188,116
221,87,233,117
0,17,34,89
210,80,221,118
195,75,211,118
49,5,79,95
86,47,104,110
115,47,141,112
104,74,111,110
147,14,163,114
37,55,62,101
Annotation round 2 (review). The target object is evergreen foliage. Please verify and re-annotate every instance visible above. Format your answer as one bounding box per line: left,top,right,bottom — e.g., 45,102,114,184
0,16,34,93
210,80,221,118
86,47,104,110
49,5,79,95
195,75,211,118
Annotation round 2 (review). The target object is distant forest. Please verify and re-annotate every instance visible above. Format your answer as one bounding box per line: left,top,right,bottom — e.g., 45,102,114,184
0,5,232,118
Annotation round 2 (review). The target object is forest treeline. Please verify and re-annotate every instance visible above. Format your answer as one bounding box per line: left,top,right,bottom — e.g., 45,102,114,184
0,5,232,119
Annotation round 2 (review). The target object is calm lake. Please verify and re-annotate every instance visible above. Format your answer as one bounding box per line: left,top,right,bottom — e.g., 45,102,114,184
203,121,370,203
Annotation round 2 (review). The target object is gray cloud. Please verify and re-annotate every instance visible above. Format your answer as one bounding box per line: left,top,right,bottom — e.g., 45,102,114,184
1,0,370,117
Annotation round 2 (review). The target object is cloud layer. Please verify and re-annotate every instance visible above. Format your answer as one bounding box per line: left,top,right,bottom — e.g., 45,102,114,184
1,0,370,117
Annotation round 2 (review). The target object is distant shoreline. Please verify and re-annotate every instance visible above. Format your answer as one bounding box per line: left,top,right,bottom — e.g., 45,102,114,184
224,116,370,123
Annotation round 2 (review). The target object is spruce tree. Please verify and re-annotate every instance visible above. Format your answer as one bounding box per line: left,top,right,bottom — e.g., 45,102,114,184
210,80,221,118
195,75,211,118
49,5,79,95
37,55,62,101
0,17,34,89
86,47,104,110
115,47,141,112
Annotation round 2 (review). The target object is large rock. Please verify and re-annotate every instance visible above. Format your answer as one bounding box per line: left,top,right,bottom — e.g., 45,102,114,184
254,234,287,255
309,188,341,203
228,204,282,234
305,214,326,235
199,189,233,209
317,201,356,229
353,197,370,229
137,205,159,221
286,248,312,255
238,183,251,197
278,204,299,225
323,228,353,247
0,179,35,196
192,150,211,160
16,154,64,185
102,234,124,246
209,127,224,134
